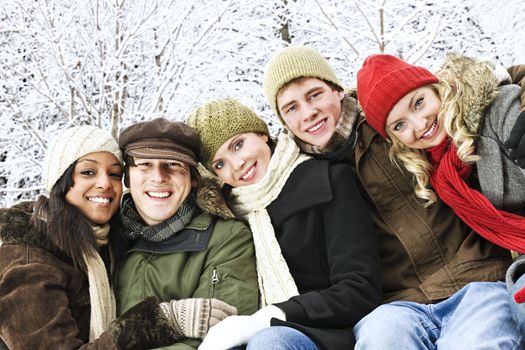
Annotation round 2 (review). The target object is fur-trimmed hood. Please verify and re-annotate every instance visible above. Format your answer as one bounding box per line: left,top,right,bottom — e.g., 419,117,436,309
436,53,499,134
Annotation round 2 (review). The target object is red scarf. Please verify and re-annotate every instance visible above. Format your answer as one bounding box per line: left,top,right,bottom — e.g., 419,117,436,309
427,138,525,253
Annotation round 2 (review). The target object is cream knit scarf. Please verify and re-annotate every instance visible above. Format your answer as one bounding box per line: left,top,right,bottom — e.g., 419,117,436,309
83,223,117,341
229,133,311,306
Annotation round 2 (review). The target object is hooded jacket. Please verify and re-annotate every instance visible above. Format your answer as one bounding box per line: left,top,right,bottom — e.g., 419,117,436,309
435,53,525,214
350,55,525,303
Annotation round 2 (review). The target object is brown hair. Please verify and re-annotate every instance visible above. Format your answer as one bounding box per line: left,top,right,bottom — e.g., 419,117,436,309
31,162,99,272
123,156,201,188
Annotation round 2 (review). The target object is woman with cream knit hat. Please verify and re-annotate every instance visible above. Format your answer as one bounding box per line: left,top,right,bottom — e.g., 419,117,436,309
0,125,178,349
188,98,380,350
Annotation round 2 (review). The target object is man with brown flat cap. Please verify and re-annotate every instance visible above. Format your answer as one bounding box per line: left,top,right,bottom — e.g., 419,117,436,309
116,118,259,349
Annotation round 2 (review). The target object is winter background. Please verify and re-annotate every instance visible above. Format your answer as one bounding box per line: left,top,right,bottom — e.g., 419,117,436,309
0,0,524,208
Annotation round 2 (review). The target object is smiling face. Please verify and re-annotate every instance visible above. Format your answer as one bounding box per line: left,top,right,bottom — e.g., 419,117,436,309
386,86,446,149
65,152,123,225
128,158,195,226
277,77,345,148
212,132,272,188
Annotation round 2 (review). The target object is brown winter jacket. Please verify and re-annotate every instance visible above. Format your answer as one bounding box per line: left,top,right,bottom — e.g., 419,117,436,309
0,201,176,350
327,60,525,304
354,120,511,303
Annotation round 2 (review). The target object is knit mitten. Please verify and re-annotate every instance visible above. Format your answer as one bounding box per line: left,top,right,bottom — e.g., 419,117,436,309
198,304,286,350
159,298,238,339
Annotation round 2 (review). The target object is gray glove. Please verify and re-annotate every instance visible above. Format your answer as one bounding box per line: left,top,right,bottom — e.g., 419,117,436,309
159,298,238,339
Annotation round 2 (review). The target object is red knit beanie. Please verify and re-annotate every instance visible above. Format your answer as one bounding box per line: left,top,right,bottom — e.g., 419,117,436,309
356,54,439,138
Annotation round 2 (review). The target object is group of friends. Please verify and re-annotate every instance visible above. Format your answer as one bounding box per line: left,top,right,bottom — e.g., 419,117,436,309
1,45,525,350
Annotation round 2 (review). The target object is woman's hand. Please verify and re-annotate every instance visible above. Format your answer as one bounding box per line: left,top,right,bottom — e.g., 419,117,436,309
198,305,285,350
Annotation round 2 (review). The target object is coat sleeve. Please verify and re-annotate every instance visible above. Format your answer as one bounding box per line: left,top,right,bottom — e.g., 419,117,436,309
0,250,117,350
192,219,259,316
275,165,381,328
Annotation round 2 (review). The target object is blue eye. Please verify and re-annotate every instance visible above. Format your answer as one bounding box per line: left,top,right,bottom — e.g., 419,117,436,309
214,160,224,170
286,105,297,114
234,139,243,151
415,97,424,108
309,92,321,100
393,121,404,131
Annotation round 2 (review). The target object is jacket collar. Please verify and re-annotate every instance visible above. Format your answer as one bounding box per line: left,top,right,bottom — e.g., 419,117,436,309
127,211,215,254
268,160,332,227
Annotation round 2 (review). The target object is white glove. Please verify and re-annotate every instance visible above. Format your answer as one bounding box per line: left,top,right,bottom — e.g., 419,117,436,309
198,305,285,350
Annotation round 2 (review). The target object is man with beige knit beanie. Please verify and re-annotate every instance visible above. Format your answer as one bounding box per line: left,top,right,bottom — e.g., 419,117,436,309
263,46,523,348
116,118,259,349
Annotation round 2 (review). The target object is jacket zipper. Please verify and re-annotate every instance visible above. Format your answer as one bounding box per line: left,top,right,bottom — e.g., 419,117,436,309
211,268,219,297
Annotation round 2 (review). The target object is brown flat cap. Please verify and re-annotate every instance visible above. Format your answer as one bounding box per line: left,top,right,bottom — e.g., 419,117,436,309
119,118,201,167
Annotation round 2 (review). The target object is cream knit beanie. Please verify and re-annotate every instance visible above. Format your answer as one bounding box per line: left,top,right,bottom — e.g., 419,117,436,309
263,46,343,120
45,125,122,193
186,98,269,171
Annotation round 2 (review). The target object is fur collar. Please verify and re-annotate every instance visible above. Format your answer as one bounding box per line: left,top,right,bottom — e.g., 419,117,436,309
0,201,60,254
436,53,499,134
195,167,236,220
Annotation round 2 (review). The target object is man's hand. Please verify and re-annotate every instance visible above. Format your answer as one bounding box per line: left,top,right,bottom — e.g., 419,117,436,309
504,111,525,168
159,298,237,339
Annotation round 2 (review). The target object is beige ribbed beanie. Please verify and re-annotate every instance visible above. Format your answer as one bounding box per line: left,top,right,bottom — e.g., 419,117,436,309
186,98,269,171
263,46,343,120
45,125,122,193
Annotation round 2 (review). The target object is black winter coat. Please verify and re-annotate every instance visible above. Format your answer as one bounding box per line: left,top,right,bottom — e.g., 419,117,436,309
267,159,381,350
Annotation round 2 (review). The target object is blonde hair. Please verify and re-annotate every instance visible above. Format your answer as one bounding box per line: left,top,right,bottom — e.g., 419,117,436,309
388,81,480,206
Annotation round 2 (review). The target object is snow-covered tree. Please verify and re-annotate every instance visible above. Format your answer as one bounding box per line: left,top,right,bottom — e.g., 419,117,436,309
0,0,523,207
0,0,283,206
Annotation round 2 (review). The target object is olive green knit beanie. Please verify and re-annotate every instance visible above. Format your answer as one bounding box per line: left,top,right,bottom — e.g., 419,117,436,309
263,46,343,120
186,98,269,171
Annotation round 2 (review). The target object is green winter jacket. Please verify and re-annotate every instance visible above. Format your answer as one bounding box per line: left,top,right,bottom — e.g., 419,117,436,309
117,177,259,350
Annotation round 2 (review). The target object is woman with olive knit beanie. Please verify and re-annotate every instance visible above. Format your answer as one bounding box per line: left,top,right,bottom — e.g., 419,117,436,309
187,98,380,350
0,125,178,349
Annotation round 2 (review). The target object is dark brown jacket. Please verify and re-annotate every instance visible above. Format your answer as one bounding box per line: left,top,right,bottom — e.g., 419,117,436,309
0,201,176,350
0,202,119,349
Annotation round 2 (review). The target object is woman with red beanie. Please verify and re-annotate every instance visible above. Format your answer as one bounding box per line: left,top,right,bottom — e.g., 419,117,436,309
357,53,525,342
